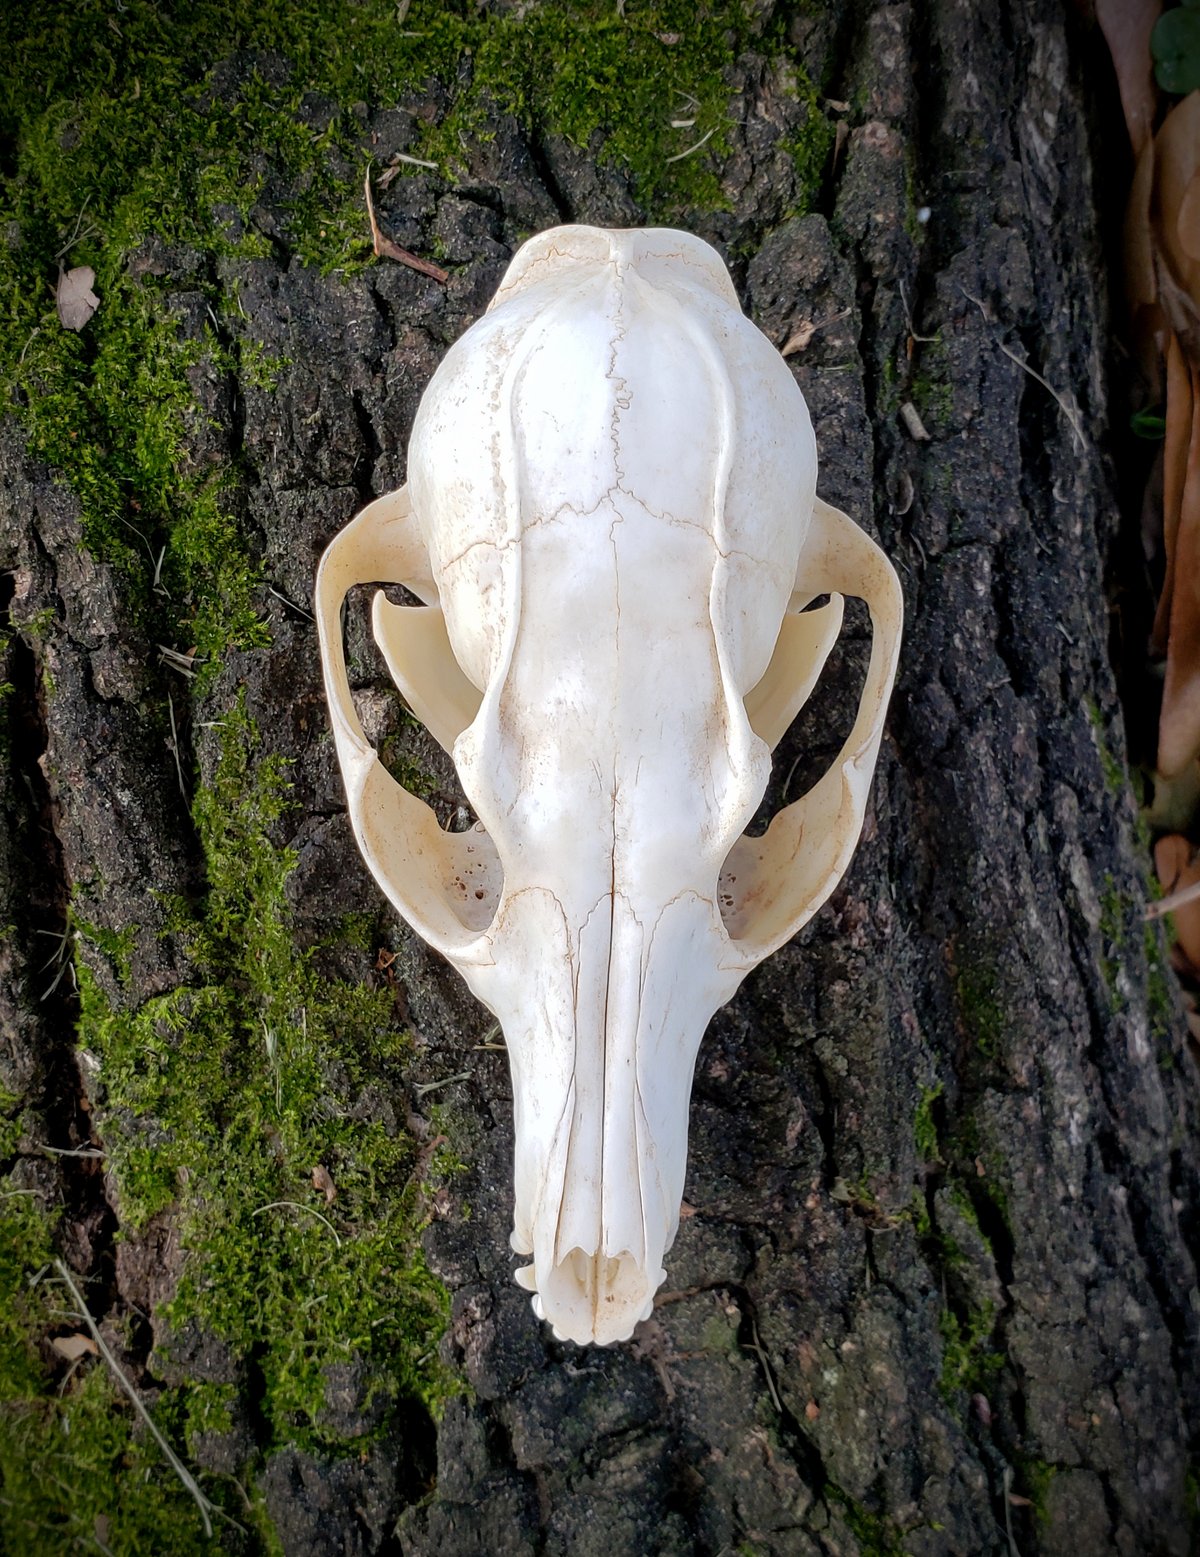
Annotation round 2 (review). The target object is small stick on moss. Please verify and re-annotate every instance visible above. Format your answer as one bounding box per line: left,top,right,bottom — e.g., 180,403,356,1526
664,125,715,164
413,1071,470,1098
364,168,448,284
252,1199,342,1247
52,1259,225,1540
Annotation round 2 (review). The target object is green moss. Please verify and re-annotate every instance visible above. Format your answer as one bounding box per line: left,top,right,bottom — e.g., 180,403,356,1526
380,710,441,803
1015,1456,1057,1525
907,336,953,429
3,702,453,1551
74,916,137,988
0,0,830,676
827,1485,913,1557
954,963,1006,1060
907,1189,932,1239
1085,698,1127,795
913,1082,944,1163
81,700,454,1442
2,1172,243,1552
937,1300,1004,1400
1098,875,1134,1011
428,2,830,219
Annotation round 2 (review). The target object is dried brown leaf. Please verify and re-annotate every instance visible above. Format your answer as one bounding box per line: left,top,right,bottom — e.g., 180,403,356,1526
1096,0,1163,156
1180,171,1200,264
51,1332,98,1361
1127,135,1159,313
1159,375,1200,775
781,319,816,356
1152,92,1200,361
311,1164,336,1205
1151,336,1194,655
56,265,99,330
1126,133,1167,392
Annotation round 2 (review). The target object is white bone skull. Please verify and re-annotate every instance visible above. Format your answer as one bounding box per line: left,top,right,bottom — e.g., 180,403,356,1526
315,225,902,1347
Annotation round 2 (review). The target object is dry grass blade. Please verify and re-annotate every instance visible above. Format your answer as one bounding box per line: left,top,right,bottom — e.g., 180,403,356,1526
52,1259,228,1539
363,168,448,284
251,1199,342,1246
960,287,1087,450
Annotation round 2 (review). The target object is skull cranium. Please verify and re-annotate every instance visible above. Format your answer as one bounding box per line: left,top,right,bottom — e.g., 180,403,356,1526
315,225,902,1346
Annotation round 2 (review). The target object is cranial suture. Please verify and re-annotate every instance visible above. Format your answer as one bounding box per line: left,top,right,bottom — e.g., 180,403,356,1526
315,225,903,1347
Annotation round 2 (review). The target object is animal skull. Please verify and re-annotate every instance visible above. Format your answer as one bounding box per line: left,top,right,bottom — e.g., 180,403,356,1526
315,225,902,1346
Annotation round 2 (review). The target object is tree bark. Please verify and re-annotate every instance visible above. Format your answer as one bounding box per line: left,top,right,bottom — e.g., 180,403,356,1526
2,2,1197,1555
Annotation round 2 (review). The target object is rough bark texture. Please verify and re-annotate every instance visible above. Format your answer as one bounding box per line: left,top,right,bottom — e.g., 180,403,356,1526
2,2,1198,1554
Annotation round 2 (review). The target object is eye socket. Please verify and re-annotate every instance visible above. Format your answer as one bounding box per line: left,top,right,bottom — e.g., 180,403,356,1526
720,592,876,947
740,594,868,840
341,584,506,936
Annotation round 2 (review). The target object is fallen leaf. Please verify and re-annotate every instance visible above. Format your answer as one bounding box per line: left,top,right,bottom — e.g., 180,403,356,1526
1126,132,1164,393
1158,361,1200,775
311,1164,336,1204
781,319,816,356
1151,92,1200,359
1150,334,1193,655
51,1332,98,1361
1097,0,1163,155
56,265,99,330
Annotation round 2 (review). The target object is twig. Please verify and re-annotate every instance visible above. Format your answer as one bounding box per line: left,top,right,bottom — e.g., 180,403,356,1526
252,1200,342,1247
52,1259,225,1540
1002,1464,1022,1557
744,1317,783,1414
37,1143,105,1159
960,287,1086,451
413,1071,470,1098
363,168,448,283
392,151,439,171
167,692,187,801
1146,876,1200,920
267,584,315,622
